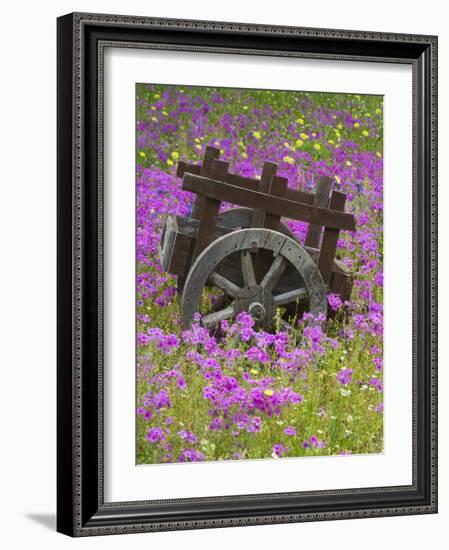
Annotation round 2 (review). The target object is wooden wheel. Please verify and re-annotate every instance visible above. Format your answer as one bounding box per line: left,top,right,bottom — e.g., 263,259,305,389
217,207,297,240
181,228,327,330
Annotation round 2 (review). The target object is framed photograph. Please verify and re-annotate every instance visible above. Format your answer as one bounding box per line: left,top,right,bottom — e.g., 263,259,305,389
57,12,438,536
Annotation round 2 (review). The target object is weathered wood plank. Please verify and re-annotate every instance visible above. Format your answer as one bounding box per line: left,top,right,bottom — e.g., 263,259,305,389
274,287,308,306
193,159,229,258
167,232,195,279
304,176,332,248
191,146,221,219
252,161,278,227
330,270,353,303
158,214,178,272
254,174,288,279
261,254,288,292
241,250,257,287
208,271,240,298
182,173,355,231
263,175,288,231
202,306,235,328
318,191,347,286
177,161,201,178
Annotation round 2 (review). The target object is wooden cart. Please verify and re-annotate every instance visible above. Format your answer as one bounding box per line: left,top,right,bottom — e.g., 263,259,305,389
159,146,355,330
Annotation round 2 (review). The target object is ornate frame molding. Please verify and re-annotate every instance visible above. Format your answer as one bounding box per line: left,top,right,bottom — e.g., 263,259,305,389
57,12,437,537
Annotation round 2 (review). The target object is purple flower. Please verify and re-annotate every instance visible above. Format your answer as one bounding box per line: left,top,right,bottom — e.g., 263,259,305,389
327,293,343,311
178,448,206,462
247,416,262,433
369,378,383,392
178,430,198,444
146,427,165,443
272,443,287,457
284,426,296,436
337,368,353,386
153,389,171,409
246,346,270,363
374,402,384,413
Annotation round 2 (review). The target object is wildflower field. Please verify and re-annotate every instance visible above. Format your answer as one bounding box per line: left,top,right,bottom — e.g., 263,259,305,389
136,84,384,464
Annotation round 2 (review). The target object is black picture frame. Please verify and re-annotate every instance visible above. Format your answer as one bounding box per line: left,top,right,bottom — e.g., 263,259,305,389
57,12,438,536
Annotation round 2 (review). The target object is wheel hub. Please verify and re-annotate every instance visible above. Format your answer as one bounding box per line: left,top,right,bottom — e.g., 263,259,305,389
234,285,275,329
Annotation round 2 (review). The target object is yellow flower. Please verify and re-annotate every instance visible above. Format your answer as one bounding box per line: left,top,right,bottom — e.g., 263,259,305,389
283,156,294,165
355,94,361,99
253,131,261,140
139,151,146,158
220,149,225,154
362,130,369,137
376,108,382,115
194,137,201,144
243,105,248,110
162,111,168,116
242,151,248,159
312,132,316,137
295,139,303,147
171,151,180,160
250,368,258,375
353,122,360,128
151,117,158,122
300,132,309,140
366,112,371,118
150,106,156,110
195,144,202,151
346,160,352,167
154,94,160,99
376,151,382,158
166,159,174,166
264,389,274,397
328,139,335,145
337,123,343,130
313,143,321,151
296,118,304,125
335,175,341,184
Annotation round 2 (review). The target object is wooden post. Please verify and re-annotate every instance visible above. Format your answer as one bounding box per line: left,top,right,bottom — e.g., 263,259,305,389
263,175,288,230
254,172,287,280
318,190,347,287
304,176,332,249
192,159,229,259
251,161,278,227
191,146,221,220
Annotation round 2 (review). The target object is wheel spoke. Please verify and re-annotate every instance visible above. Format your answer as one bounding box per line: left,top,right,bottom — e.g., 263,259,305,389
208,271,240,298
274,288,308,306
241,250,257,287
202,305,235,328
261,254,288,291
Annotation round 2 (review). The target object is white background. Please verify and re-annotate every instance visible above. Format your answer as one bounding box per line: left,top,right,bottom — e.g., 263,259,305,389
0,1,445,548
105,48,412,501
